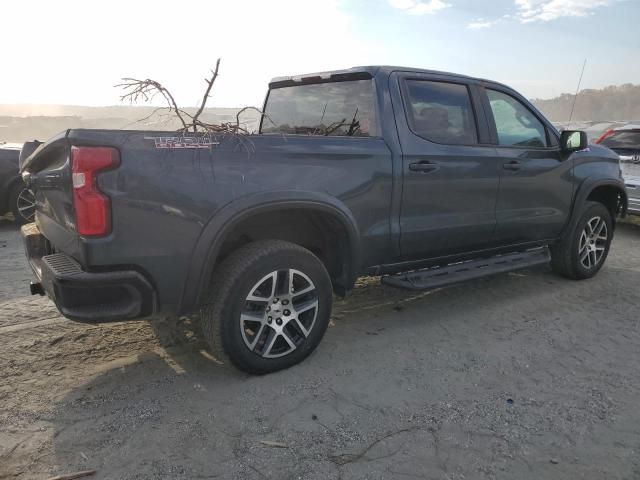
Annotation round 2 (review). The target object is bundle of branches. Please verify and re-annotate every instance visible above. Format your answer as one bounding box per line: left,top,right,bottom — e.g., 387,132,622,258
116,58,261,134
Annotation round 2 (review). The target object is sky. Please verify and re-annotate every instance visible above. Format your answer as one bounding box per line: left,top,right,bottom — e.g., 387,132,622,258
0,0,638,108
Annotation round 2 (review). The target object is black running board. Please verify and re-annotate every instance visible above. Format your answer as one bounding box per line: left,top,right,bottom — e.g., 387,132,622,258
381,247,551,291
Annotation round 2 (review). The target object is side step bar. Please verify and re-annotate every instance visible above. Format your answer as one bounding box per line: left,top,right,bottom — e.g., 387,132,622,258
381,247,551,291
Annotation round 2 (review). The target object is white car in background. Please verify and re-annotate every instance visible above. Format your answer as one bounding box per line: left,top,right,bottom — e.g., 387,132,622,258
596,125,640,214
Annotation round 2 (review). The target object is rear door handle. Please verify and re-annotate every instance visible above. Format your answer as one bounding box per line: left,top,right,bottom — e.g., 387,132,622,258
503,160,522,171
409,161,439,173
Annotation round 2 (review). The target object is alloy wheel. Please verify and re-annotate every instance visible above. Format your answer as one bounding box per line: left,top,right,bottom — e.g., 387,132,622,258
16,188,36,222
578,216,607,270
240,269,318,358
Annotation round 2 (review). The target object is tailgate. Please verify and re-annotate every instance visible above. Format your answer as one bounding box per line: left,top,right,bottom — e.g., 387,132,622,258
21,131,83,262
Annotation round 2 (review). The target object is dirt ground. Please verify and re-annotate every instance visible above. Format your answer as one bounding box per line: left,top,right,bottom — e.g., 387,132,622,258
1,217,640,480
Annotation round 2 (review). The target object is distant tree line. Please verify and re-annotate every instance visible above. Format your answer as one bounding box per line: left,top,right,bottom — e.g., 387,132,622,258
532,84,640,122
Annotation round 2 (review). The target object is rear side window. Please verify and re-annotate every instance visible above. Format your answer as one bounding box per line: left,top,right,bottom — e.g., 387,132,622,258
599,131,640,148
487,89,547,148
403,80,478,145
261,80,377,137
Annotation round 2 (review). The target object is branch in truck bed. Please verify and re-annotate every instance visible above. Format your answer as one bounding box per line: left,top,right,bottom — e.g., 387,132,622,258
190,58,221,132
116,58,267,136
116,77,190,131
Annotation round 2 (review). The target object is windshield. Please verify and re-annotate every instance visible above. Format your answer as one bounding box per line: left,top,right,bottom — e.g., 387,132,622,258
260,80,378,136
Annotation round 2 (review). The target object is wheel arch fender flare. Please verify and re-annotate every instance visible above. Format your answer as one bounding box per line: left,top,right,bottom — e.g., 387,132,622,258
563,176,627,239
179,190,362,313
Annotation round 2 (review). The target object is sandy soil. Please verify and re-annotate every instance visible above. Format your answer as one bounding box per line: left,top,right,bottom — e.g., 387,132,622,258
1,218,640,479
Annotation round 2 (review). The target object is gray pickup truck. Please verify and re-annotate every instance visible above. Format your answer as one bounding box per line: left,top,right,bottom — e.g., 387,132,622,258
20,66,627,374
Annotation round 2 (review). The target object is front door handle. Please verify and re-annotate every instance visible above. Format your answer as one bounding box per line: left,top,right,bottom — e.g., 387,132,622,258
503,160,522,171
409,161,439,173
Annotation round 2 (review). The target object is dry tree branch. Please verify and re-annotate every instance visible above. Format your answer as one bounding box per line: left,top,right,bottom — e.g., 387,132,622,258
235,106,277,130
190,58,221,132
116,77,190,131
116,59,269,140
45,470,96,480
324,118,348,136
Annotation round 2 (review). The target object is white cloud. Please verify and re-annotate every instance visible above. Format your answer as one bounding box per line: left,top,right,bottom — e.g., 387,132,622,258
388,0,451,15
469,0,620,29
515,0,620,23
467,18,497,29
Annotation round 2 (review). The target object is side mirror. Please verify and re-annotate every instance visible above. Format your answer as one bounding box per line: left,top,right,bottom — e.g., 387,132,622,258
560,130,588,153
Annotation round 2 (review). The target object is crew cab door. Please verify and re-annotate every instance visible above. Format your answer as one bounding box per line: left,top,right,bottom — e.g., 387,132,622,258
480,86,573,244
391,73,502,260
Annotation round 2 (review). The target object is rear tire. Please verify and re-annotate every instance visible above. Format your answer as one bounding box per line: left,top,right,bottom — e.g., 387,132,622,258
200,240,333,374
551,201,613,280
9,184,35,225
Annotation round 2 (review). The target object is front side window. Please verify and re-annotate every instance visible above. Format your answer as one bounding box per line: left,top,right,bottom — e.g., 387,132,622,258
403,80,478,145
261,80,377,137
487,89,547,148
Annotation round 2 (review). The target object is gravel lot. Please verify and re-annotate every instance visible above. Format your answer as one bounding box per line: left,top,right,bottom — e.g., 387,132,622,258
1,217,640,480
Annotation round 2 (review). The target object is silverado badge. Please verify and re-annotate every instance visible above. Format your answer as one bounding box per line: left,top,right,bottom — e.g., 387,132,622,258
145,136,220,149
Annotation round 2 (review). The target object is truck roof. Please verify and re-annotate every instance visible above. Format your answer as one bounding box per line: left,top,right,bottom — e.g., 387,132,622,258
269,65,508,89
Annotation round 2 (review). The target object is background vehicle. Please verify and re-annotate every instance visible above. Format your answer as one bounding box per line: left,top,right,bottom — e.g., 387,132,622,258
596,125,640,214
0,143,34,224
20,66,627,374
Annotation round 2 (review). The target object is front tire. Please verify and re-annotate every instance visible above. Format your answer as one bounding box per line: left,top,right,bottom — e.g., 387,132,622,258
551,201,613,280
200,240,333,374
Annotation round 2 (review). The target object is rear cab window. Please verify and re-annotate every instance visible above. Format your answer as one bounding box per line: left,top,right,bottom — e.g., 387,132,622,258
402,80,479,145
260,79,378,137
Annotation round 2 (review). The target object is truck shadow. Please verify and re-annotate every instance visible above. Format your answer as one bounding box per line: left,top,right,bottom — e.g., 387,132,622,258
5,221,640,479
144,264,561,366
44,260,640,479
618,217,640,233
0,216,19,230
5,223,637,477
0,217,37,306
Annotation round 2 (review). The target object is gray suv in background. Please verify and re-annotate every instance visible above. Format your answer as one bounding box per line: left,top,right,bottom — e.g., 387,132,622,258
0,143,34,224
596,126,640,214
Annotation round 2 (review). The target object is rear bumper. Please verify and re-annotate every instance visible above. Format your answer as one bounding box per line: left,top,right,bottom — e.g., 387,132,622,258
21,223,156,322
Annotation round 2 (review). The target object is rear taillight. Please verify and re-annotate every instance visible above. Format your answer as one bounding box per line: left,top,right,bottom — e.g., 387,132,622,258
70,146,120,237
595,128,615,144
